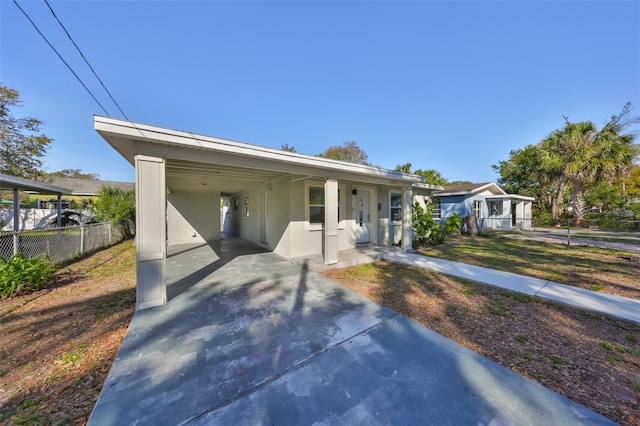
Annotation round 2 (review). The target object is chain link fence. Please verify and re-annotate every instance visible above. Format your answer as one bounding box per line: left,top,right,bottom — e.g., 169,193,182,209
0,223,126,263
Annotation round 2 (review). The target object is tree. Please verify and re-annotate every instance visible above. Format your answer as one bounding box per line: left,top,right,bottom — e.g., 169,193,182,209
318,141,370,165
538,106,639,224
447,180,474,187
394,163,412,173
495,103,640,225
0,84,53,179
45,169,99,180
414,169,448,186
394,163,448,186
281,144,297,153
90,187,136,238
493,145,556,217
625,165,640,202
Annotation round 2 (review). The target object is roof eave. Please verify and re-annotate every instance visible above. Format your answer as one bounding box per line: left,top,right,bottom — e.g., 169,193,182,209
94,116,424,185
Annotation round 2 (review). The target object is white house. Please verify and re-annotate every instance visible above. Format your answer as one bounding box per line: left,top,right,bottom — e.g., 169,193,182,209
95,116,425,310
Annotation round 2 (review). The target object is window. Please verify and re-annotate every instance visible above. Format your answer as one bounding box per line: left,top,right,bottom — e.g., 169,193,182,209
308,184,342,226
309,186,324,224
490,201,502,217
474,200,482,218
432,198,441,219
244,197,250,217
390,191,402,223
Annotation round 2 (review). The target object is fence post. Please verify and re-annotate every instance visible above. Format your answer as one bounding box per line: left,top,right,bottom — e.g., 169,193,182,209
108,223,112,244
80,224,84,254
12,231,18,257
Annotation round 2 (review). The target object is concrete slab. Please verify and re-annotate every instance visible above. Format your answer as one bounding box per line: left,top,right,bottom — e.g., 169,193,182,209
382,250,549,295
538,282,640,323
89,238,616,425
193,315,613,425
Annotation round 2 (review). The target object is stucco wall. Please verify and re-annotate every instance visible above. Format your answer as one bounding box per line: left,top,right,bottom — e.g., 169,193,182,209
167,191,220,245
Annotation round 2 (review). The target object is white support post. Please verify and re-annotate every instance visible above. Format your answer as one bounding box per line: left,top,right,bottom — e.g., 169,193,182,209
402,186,413,252
324,179,338,265
80,224,84,254
56,194,62,228
502,199,511,231
134,155,167,310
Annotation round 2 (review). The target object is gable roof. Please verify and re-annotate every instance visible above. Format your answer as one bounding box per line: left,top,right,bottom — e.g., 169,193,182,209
433,182,507,197
49,177,134,196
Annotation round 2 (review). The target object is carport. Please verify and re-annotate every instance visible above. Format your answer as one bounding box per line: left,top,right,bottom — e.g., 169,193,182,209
0,173,70,257
94,116,422,310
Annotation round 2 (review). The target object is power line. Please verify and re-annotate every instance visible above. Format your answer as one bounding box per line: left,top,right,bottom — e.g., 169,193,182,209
12,0,111,117
43,0,129,120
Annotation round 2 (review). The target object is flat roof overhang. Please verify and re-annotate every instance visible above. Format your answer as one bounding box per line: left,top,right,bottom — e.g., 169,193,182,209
0,174,71,194
94,116,424,196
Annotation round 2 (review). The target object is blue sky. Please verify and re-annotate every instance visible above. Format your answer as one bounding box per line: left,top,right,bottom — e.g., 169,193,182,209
1,1,638,183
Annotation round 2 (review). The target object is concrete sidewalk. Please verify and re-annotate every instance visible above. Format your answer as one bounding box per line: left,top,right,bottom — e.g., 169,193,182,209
89,241,615,425
381,250,640,324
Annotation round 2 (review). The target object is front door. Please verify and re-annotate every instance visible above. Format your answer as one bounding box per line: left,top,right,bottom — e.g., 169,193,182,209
355,190,370,244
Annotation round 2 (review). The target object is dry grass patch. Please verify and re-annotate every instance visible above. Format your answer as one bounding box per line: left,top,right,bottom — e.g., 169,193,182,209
323,261,640,425
0,240,136,426
420,233,640,299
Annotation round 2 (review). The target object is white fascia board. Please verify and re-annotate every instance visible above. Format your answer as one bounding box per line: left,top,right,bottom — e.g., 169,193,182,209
413,182,445,191
435,182,506,197
0,173,71,194
94,116,424,185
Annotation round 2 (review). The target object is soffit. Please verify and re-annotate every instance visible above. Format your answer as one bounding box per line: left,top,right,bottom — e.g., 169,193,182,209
166,159,291,196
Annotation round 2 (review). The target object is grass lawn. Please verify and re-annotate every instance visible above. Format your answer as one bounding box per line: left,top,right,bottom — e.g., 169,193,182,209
1,235,639,425
418,233,640,299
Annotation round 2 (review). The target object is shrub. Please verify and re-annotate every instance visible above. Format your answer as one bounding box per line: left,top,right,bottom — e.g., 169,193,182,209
444,214,463,234
412,201,445,247
0,254,55,298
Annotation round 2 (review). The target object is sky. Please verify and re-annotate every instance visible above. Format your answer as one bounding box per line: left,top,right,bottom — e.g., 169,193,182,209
1,1,639,184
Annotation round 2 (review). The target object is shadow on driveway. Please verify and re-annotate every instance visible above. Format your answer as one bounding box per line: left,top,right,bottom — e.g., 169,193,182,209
89,238,614,425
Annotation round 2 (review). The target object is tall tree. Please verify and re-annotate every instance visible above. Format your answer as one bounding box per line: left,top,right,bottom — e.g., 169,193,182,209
0,84,52,179
394,163,448,186
538,107,639,224
46,169,99,180
491,145,557,215
318,141,370,165
394,163,412,173
414,169,448,186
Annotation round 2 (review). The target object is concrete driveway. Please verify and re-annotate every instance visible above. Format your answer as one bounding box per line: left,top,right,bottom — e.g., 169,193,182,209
89,238,614,425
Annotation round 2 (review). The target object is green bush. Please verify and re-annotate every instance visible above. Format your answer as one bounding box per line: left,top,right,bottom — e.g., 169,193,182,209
0,254,55,298
412,202,445,247
444,214,463,234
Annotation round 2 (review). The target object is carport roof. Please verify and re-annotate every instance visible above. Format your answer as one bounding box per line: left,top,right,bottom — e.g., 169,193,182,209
94,116,425,196
0,173,71,194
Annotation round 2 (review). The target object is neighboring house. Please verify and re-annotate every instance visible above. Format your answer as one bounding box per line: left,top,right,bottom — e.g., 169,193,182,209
432,182,534,231
48,177,135,196
95,116,424,310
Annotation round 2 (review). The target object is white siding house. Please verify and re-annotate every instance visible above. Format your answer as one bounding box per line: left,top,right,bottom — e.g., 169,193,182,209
95,117,424,310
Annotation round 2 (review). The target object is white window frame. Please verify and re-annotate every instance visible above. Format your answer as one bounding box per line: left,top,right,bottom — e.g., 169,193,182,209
474,200,482,218
305,181,345,231
432,197,441,219
389,190,403,224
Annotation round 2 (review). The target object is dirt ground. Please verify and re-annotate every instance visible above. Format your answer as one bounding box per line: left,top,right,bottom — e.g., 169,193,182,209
323,260,640,425
1,238,639,425
0,240,136,425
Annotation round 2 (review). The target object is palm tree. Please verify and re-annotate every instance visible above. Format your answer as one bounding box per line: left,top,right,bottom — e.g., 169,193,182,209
538,110,639,225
